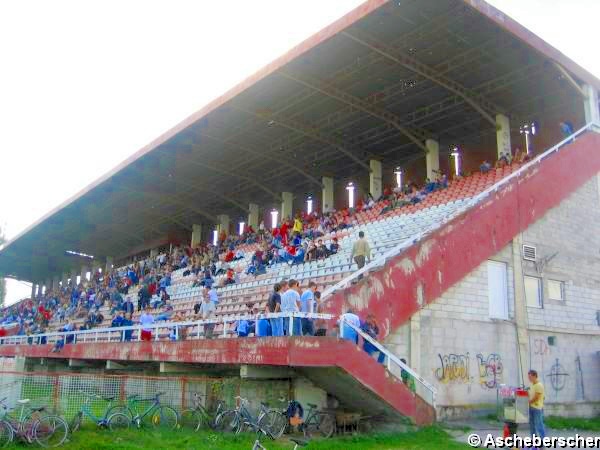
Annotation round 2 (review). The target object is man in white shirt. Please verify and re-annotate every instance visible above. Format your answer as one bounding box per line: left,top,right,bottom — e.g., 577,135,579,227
198,296,216,339
280,279,301,335
139,306,155,341
204,286,219,305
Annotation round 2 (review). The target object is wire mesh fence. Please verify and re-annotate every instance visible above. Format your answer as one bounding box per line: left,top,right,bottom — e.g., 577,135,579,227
0,371,291,423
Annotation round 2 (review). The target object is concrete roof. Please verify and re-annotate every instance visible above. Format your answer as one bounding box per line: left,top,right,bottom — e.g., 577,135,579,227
1,0,597,282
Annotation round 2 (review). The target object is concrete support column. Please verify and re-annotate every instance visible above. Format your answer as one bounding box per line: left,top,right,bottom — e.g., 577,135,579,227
45,279,51,294
217,215,230,237
496,114,512,159
409,312,421,375
52,277,60,291
369,160,382,200
150,248,158,258
105,257,113,273
190,224,202,248
80,266,88,285
425,139,440,181
281,192,293,221
31,283,36,299
248,203,259,230
584,84,600,126
512,234,530,386
322,177,334,213
62,273,69,289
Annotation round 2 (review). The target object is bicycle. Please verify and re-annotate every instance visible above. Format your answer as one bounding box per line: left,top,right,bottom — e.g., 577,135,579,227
108,392,178,430
70,390,131,432
179,393,225,431
0,397,69,448
299,403,335,438
249,423,309,450
214,396,287,438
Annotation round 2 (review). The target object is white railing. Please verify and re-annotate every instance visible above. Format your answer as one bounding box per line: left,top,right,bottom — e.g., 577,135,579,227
0,312,334,346
320,123,596,301
339,317,436,408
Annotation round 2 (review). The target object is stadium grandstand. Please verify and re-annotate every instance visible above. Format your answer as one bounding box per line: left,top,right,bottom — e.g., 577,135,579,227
1,0,600,430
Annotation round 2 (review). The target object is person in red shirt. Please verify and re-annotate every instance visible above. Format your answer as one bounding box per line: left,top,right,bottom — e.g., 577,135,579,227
280,220,289,246
224,250,235,262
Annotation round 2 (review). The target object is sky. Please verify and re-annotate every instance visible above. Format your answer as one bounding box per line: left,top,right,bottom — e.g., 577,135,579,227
1,0,599,305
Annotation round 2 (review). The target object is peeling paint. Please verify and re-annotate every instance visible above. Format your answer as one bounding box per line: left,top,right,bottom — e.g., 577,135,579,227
396,257,416,275
416,240,435,267
416,283,425,307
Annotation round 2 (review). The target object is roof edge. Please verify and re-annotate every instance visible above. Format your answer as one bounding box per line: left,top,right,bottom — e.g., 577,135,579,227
463,0,600,91
0,0,389,257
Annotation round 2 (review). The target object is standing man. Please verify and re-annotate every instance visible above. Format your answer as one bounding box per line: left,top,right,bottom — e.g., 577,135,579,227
139,305,155,341
199,294,216,339
351,231,371,281
300,281,318,336
280,279,301,336
204,285,219,305
528,369,546,439
267,283,283,337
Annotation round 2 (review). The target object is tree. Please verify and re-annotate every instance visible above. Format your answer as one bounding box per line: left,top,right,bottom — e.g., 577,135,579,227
0,225,5,307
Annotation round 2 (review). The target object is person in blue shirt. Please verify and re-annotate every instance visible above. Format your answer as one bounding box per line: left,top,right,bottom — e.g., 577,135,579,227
111,311,125,328
300,281,317,336
122,297,135,316
121,313,134,342
361,314,385,364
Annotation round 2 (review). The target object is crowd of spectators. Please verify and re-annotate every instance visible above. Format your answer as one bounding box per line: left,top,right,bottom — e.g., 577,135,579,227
1,168,457,346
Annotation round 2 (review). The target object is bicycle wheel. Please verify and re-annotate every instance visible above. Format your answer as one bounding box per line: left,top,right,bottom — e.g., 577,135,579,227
257,410,287,439
179,409,201,431
213,410,240,433
106,405,134,421
33,415,69,448
69,412,83,433
0,420,14,448
303,412,335,438
149,406,178,430
107,413,131,431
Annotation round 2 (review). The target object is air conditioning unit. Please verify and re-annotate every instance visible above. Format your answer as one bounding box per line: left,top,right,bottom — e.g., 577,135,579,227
522,245,537,261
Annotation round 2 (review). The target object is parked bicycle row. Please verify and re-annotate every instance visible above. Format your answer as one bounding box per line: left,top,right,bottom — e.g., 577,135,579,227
0,391,333,447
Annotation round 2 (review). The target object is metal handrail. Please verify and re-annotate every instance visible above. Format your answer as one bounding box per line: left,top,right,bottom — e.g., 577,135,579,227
320,123,595,301
339,317,436,406
0,312,335,346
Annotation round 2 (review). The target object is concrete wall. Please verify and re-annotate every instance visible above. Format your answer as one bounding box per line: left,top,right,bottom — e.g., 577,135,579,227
387,175,600,419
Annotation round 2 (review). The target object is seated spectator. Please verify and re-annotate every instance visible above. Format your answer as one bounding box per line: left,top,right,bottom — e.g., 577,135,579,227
329,238,339,255
51,320,75,353
156,303,174,322
361,314,385,364
111,311,125,328
315,240,328,259
122,313,134,342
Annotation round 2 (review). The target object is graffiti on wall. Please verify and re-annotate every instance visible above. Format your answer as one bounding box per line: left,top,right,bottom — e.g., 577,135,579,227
533,339,550,356
476,353,503,389
547,358,569,394
435,353,471,384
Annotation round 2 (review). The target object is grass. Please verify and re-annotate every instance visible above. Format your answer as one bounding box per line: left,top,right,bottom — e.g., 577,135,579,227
545,416,600,431
5,425,469,449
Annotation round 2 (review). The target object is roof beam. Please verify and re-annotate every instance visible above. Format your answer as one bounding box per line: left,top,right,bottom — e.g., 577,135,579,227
342,30,501,126
233,105,372,172
278,70,429,152
553,61,587,99
198,131,324,188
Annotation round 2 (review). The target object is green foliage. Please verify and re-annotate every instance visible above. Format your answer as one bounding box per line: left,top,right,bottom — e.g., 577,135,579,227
3,425,470,449
545,416,600,431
